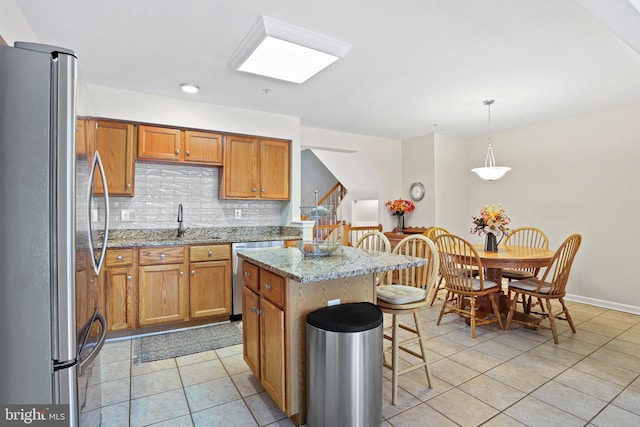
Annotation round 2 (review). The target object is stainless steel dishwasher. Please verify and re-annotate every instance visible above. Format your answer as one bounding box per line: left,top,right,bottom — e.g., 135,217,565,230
231,241,284,319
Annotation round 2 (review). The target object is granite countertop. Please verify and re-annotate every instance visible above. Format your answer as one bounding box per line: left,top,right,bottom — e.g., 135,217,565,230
99,226,302,248
237,245,427,283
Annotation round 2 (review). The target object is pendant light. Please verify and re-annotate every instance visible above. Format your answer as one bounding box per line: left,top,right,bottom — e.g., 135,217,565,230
471,99,511,181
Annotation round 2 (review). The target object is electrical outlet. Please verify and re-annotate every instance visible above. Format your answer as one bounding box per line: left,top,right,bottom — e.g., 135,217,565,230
91,209,98,222
235,209,242,219
121,209,132,221
328,298,340,306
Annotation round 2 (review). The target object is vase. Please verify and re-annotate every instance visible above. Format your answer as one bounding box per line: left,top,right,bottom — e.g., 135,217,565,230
395,215,404,234
485,233,498,252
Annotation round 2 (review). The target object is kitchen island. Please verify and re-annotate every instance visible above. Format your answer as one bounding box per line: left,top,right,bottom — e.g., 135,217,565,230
237,246,427,426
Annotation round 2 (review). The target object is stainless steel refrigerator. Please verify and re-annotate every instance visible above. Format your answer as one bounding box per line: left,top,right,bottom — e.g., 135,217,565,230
0,42,110,426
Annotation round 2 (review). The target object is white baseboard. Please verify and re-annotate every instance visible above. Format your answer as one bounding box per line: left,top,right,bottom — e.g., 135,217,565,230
565,293,640,315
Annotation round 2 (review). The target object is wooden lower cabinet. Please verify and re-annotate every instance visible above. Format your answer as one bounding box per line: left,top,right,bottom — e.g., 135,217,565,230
102,244,232,333
104,248,137,331
138,263,188,326
105,265,136,331
242,262,286,412
259,298,285,409
190,261,231,318
242,286,260,374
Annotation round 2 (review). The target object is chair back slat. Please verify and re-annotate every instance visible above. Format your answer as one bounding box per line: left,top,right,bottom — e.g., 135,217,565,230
355,231,391,253
538,234,582,296
434,234,487,293
503,227,549,275
426,226,450,241
387,235,439,294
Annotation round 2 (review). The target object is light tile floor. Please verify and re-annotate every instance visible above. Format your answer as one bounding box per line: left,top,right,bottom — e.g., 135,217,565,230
80,300,640,426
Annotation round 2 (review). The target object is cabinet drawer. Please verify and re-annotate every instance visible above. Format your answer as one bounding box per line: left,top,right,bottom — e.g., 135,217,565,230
242,261,259,293
106,248,134,266
190,244,230,262
139,246,185,265
260,269,284,308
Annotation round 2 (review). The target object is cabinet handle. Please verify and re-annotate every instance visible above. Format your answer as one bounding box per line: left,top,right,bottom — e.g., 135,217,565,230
252,188,257,192
160,254,165,259
126,183,131,188
116,255,123,261
264,284,272,290
208,251,213,256
186,150,190,156
175,149,179,155
244,272,250,277
261,188,265,193
127,275,132,280
256,309,262,316
250,306,256,312
191,270,195,275
180,271,184,276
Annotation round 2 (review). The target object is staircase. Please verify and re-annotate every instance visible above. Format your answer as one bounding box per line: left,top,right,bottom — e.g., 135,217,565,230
303,182,345,241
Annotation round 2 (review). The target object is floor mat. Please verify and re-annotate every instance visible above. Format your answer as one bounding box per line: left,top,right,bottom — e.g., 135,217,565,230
133,321,243,363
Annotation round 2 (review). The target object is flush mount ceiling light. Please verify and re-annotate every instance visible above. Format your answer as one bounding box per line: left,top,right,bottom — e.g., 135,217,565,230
471,100,512,181
228,16,351,84
180,83,200,94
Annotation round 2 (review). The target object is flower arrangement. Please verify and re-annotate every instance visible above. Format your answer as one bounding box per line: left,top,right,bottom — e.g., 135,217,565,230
471,204,510,236
386,198,416,216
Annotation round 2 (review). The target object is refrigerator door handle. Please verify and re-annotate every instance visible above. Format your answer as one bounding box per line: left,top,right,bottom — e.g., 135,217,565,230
77,312,106,375
87,151,110,275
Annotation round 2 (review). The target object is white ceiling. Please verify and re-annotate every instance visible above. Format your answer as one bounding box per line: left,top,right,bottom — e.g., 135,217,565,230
12,0,640,139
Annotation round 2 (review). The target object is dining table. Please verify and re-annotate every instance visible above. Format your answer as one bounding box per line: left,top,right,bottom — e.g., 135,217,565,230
470,244,555,319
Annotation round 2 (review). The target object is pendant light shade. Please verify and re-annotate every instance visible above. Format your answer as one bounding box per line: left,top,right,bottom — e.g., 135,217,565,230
472,100,511,181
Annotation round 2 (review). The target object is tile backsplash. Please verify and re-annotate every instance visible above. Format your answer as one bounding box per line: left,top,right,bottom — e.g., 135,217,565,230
94,162,285,230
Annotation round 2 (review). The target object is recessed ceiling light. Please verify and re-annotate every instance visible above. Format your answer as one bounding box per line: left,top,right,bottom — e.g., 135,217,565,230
228,16,350,84
180,83,200,94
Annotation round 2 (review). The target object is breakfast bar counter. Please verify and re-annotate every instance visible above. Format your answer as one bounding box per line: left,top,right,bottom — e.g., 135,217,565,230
237,246,426,426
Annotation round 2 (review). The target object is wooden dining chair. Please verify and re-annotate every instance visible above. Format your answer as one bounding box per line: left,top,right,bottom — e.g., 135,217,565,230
355,230,391,253
502,227,549,281
433,233,504,338
426,227,478,306
503,227,549,313
376,234,439,405
505,233,582,344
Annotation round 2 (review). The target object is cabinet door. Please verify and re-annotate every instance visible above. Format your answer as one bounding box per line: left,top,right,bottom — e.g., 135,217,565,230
242,286,261,376
189,260,231,318
259,139,290,200
138,264,188,326
105,266,135,331
138,125,182,161
92,120,136,196
76,118,87,157
222,135,258,198
184,130,223,165
260,297,286,411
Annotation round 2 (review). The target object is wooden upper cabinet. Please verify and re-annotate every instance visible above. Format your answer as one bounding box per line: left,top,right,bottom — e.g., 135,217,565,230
137,125,181,161
223,135,259,198
76,118,87,157
138,125,223,166
260,138,290,200
89,119,136,197
221,136,290,200
184,130,223,165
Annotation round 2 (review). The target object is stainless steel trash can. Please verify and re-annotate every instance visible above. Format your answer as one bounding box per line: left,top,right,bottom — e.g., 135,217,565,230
306,302,383,427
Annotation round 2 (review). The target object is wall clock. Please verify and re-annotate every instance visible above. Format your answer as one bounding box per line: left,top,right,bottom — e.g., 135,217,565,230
409,182,425,201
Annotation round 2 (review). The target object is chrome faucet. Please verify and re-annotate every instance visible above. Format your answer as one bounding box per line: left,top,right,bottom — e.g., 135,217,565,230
177,203,185,238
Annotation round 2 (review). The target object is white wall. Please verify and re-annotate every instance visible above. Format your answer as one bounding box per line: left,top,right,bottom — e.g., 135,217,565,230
434,133,471,236
78,83,302,225
0,0,37,44
402,134,435,228
466,103,640,313
300,127,402,231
